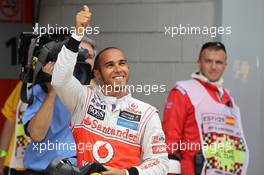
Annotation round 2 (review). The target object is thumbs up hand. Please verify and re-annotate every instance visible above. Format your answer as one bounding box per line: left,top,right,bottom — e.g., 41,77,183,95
75,5,92,36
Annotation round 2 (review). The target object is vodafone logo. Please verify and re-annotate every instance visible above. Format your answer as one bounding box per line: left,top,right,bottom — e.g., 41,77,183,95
92,141,114,163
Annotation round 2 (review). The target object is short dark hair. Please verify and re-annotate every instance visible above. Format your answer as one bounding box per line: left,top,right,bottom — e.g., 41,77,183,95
199,42,226,58
93,47,120,71
81,35,97,58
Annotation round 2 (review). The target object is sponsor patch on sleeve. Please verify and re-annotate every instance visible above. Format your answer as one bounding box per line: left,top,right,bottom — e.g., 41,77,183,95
152,145,167,154
152,134,165,144
139,159,160,169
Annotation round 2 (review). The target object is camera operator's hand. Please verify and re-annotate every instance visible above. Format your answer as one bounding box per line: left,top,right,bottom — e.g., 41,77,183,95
42,62,55,93
75,5,92,36
102,166,126,175
42,61,55,76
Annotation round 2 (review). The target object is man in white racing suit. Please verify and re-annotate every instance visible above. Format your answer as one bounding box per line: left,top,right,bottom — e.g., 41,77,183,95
51,5,169,175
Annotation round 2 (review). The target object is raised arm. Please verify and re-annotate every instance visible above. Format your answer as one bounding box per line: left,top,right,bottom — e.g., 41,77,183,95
51,5,92,114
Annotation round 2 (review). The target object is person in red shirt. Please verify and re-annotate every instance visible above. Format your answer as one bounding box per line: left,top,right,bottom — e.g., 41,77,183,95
162,42,249,175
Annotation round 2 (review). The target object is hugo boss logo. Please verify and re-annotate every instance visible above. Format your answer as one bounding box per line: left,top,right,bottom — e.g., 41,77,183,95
88,105,105,120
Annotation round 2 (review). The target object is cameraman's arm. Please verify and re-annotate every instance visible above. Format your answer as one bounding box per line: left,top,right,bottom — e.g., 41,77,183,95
27,84,56,142
26,63,56,142
52,5,91,114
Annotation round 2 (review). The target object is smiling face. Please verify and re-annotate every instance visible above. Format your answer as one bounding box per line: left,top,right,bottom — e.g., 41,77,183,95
94,48,129,97
198,48,227,82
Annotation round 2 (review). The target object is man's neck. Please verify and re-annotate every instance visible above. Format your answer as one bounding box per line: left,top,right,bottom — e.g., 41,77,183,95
101,86,128,99
191,71,224,88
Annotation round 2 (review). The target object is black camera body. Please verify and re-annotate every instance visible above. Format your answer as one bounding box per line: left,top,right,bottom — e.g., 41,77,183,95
19,32,69,84
18,32,92,104
45,157,106,175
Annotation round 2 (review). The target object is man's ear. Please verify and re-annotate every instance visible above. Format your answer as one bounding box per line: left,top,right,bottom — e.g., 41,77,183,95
224,63,228,70
197,57,201,69
93,69,101,81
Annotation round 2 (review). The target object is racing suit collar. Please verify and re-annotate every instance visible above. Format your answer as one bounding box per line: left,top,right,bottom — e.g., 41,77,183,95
191,71,224,98
94,85,131,104
191,71,224,88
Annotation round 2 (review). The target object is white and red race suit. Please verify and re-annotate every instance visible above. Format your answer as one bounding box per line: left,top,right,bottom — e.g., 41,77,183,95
51,34,169,175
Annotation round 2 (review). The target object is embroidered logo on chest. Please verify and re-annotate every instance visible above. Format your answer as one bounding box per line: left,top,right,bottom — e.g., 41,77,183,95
119,111,141,122
87,105,105,120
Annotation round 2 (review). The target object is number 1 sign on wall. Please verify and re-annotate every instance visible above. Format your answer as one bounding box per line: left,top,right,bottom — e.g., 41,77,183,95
0,0,32,79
